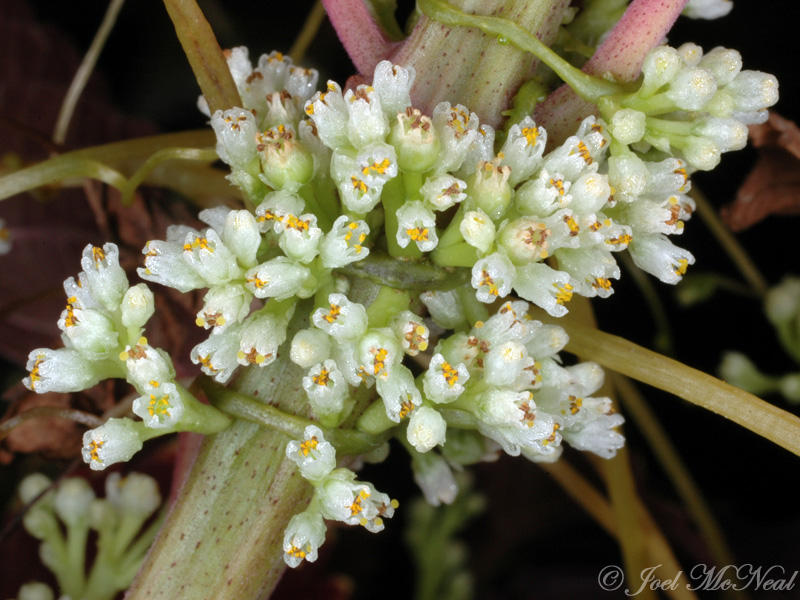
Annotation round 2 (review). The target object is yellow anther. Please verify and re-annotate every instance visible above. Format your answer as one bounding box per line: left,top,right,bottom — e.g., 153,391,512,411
87,439,104,463
91,246,105,265
351,177,368,194
554,282,574,305
521,126,539,146
361,158,391,176
312,369,330,387
323,303,341,323
674,258,689,276
405,227,429,242
299,436,319,456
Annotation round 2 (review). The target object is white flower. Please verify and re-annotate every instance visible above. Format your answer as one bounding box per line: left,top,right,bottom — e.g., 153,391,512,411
396,201,438,252
343,85,389,148
500,116,547,185
431,102,480,173
181,229,240,286
331,143,398,214
105,472,161,517
277,213,323,264
222,209,261,268
389,108,440,172
190,324,242,383
318,469,396,532
419,174,467,211
286,425,336,482
460,209,496,254
471,253,515,303
283,510,327,568
121,283,156,330
290,328,332,368
359,329,403,382
58,304,118,359
79,243,129,312
244,257,311,300
53,477,95,526
132,380,185,429
237,311,289,367
375,364,422,422
320,216,371,268
410,452,458,506
683,0,732,19
23,348,101,393
312,293,368,340
628,233,695,284
304,81,349,149
120,338,175,391
302,359,349,420
82,418,145,471
372,61,415,118
255,190,305,232
419,289,467,330
513,262,574,317
195,284,251,332
407,406,447,453
210,108,259,171
391,310,430,356
423,353,469,404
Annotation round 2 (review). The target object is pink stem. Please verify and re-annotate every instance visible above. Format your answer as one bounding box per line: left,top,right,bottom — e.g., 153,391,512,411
535,0,689,143
322,0,398,75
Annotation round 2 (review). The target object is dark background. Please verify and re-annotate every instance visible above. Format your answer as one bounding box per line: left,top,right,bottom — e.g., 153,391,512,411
2,1,799,598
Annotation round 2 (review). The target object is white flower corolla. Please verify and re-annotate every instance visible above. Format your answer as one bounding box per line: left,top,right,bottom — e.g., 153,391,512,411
554,247,620,298
190,323,242,383
58,303,118,359
726,70,779,114
277,213,323,263
500,116,547,186
139,230,207,293
255,190,305,233
237,311,289,367
694,117,748,152
244,257,311,300
312,293,368,340
677,42,704,67
640,46,683,97
376,364,422,422
407,406,447,453
261,90,302,129
195,284,251,332
256,124,314,192
423,353,470,404
666,66,718,111
419,289,467,330
79,243,129,312
471,253,515,303
473,300,537,347
609,108,647,145
318,469,396,532
568,172,612,214
359,329,403,382
699,46,742,85
396,201,438,252
483,340,532,387
468,158,512,220
120,338,175,391
683,0,732,19
82,418,145,471
460,208,496,254
304,80,349,148
290,328,332,368
343,85,389,148
628,233,696,284
475,389,556,456
391,310,430,356
121,283,155,330
302,359,349,419
515,168,572,217
210,108,259,172
497,214,566,264
523,323,569,359
608,155,648,203
562,409,625,459
459,123,496,177
431,102,480,173
372,60,415,119
285,65,320,104
332,339,367,387
420,174,467,211
181,228,241,286
389,107,441,172
132,380,184,429
513,262,574,317
283,510,327,568
221,209,261,268
331,143,398,214
410,451,458,506
286,425,336,482
542,118,606,181
319,215,371,268
23,348,101,393
105,472,161,516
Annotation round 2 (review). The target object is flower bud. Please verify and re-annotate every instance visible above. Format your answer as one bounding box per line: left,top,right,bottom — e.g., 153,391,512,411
121,283,156,330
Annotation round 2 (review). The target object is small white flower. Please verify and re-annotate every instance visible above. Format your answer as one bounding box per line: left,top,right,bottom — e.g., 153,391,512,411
222,210,261,268
343,85,389,148
513,262,574,317
290,328,332,368
237,311,289,367
23,348,100,393
283,510,327,568
396,201,438,252
568,172,611,214
210,108,259,171
105,472,161,517
121,283,156,330
410,452,458,506
391,310,430,356
389,107,440,172
471,253,515,303
500,116,547,185
286,425,337,481
460,209,496,254
468,158,512,220
139,235,207,293
312,293,368,340
182,229,240,286
699,46,742,85
683,0,732,19
375,364,422,422
419,289,467,330
359,329,403,382
304,80,349,148
554,247,620,298
407,406,447,453
423,353,470,404
82,418,145,471
419,174,467,211
190,324,242,383
244,257,311,300
255,190,306,233
628,233,695,284
318,469,396,532
58,304,118,359
53,477,95,526
278,213,323,264
515,168,572,217
320,216,371,268
331,144,398,214
372,61,415,118
483,340,531,387
302,359,349,420
79,243,129,312
120,338,175,391
640,46,682,97
195,284,252,332
133,380,185,429
431,102,480,173
609,108,647,145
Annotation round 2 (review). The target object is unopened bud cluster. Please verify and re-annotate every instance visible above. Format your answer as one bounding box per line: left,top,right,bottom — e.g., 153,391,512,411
16,472,162,600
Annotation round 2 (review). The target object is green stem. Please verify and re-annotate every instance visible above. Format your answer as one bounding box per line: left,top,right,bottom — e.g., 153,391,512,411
119,147,218,206
431,242,478,268
0,157,126,201
382,176,422,258
417,0,621,102
366,286,411,327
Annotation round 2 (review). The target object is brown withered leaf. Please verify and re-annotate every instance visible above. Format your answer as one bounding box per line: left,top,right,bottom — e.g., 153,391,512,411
722,112,800,231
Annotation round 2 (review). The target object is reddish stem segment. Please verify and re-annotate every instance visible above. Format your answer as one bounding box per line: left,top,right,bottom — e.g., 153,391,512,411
322,0,398,75
535,0,689,143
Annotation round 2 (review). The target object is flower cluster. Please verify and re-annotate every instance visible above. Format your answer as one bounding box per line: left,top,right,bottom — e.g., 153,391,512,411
21,243,229,470
281,425,398,568
16,471,162,600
